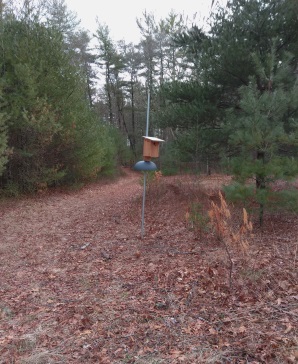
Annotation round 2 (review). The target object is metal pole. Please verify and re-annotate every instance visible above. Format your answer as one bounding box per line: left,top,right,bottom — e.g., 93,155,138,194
141,89,150,238
145,89,150,137
141,172,147,239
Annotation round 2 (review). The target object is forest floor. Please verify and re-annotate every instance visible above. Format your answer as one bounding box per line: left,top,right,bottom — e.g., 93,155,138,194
0,168,297,364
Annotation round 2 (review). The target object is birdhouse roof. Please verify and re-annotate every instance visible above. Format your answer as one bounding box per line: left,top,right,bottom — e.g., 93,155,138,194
142,136,165,142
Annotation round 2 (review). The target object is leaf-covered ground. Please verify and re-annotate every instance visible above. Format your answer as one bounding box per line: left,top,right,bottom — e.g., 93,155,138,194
0,169,297,363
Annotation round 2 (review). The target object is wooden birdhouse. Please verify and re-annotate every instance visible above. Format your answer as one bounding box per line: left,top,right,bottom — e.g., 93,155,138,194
143,136,164,161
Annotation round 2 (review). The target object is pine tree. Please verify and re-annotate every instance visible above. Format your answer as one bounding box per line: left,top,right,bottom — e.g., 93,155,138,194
224,47,298,225
0,5,119,193
159,0,298,163
0,109,8,177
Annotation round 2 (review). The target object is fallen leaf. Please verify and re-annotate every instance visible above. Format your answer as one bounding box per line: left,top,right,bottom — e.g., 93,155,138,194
168,349,183,358
209,327,217,335
284,323,293,334
182,326,193,334
114,348,123,356
79,329,92,336
238,325,247,333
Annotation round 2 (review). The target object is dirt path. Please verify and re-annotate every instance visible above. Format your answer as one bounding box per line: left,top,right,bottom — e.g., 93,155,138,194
1,167,141,246
0,169,192,363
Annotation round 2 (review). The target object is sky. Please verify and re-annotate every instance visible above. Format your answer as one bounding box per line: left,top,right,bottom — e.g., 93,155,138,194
64,0,219,43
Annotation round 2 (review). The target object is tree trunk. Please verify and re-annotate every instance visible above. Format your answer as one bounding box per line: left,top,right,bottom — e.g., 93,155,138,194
130,79,137,157
256,150,265,226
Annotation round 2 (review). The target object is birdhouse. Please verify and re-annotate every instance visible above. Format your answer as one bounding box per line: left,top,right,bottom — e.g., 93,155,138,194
143,136,164,161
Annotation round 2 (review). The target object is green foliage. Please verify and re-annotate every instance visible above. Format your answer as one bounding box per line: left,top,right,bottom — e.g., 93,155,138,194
107,126,134,167
0,20,72,191
207,0,298,89
0,114,8,177
273,189,298,213
224,47,298,223
159,139,185,175
159,126,226,175
188,202,210,236
159,0,298,172
160,165,179,177
1,180,24,197
224,183,255,206
62,117,113,183
0,89,8,177
157,0,298,224
0,14,120,194
159,81,221,131
225,182,298,216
